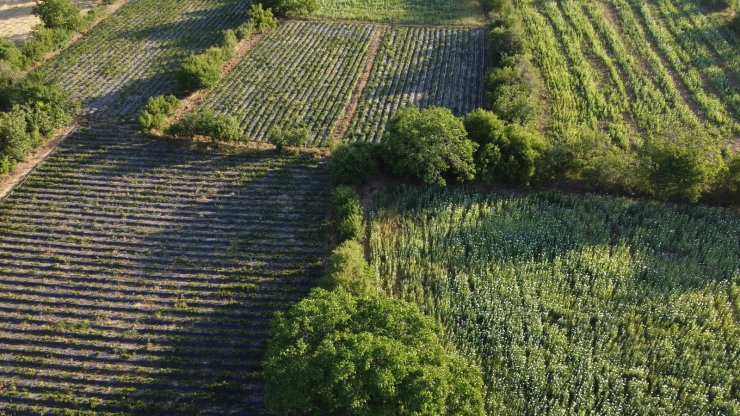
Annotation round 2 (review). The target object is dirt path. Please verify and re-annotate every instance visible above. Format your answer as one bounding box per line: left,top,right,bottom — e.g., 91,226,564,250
329,26,387,143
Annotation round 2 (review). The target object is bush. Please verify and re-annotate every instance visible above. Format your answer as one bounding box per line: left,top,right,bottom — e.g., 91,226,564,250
261,0,318,17
4,76,75,130
488,19,525,63
384,107,477,186
236,4,278,38
265,289,486,416
320,240,376,297
176,49,224,93
0,108,36,166
32,0,83,31
486,55,542,125
268,125,311,151
334,186,365,242
167,110,243,142
637,132,722,203
328,141,381,185
21,27,73,63
708,153,740,207
0,39,25,70
138,95,179,131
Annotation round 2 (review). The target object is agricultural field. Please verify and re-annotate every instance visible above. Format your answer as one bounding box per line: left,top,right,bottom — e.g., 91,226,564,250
200,21,377,146
0,125,330,414
369,187,740,414
517,0,739,143
346,26,486,142
35,0,249,121
314,0,485,25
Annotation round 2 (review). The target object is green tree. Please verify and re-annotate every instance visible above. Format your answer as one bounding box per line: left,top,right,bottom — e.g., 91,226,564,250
261,0,318,17
32,0,82,31
265,289,486,416
334,186,366,242
138,95,179,131
328,141,381,186
384,106,477,186
320,240,376,297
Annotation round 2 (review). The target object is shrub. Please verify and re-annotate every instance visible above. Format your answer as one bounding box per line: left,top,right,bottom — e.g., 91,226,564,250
637,132,722,203
237,4,278,38
167,110,243,142
21,27,73,63
265,289,486,416
0,39,25,70
486,55,542,125
4,76,75,131
328,141,381,185
268,125,311,151
334,186,365,242
0,107,35,165
708,153,740,207
176,49,224,93
33,0,83,31
261,0,318,17
488,19,525,63
320,240,376,297
384,107,477,186
138,95,179,131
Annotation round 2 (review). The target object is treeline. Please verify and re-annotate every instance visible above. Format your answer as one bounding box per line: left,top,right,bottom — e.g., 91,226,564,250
0,0,94,174
326,0,738,205
263,185,487,415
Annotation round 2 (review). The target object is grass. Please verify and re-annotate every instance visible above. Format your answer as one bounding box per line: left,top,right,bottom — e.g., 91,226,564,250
313,0,486,25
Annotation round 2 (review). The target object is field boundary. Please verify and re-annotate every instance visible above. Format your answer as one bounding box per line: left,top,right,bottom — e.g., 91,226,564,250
0,123,78,200
21,0,128,75
329,26,388,143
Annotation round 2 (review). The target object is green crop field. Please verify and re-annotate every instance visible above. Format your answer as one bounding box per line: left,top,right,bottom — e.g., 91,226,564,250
0,125,330,414
36,0,248,121
369,187,739,414
314,0,485,25
518,0,738,144
200,21,377,146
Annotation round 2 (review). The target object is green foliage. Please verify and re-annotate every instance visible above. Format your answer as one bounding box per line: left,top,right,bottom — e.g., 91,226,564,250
384,107,477,186
176,49,224,93
0,39,25,71
268,125,311,151
20,27,74,63
167,109,243,142
264,288,486,416
370,187,740,415
263,0,319,17
488,18,525,63
236,4,278,38
313,0,485,25
32,0,83,31
138,95,179,131
328,141,381,185
321,240,377,296
334,186,366,242
486,55,542,125
637,133,722,203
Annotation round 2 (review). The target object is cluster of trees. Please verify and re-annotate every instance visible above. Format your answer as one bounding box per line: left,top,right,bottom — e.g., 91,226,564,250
264,186,486,415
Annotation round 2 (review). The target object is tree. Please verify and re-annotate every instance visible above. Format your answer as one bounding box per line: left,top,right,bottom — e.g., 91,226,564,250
320,240,376,297
384,107,477,186
32,0,82,31
265,289,486,416
328,141,381,186
138,95,179,131
334,186,366,242
638,132,722,202
464,109,547,185
261,0,318,17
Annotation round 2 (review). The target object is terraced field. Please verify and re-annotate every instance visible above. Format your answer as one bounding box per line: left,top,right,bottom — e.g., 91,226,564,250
346,26,486,142
0,125,330,414
518,0,739,142
200,21,377,146
35,0,248,121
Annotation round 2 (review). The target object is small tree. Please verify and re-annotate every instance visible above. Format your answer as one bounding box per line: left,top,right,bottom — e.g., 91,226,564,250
328,141,381,186
138,95,179,131
176,49,223,93
32,0,82,31
268,125,311,151
262,0,318,17
265,289,486,416
320,240,376,297
334,186,365,242
384,106,477,186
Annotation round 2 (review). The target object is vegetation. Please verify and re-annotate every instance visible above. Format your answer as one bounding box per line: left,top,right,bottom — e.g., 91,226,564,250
370,187,740,415
138,95,179,131
320,240,377,296
167,109,243,142
236,4,278,39
333,185,366,243
0,125,331,413
268,124,312,151
263,0,319,17
200,22,375,145
384,107,477,186
264,288,486,415
314,0,485,25
32,0,83,31
328,141,382,185
177,30,237,93
347,26,486,143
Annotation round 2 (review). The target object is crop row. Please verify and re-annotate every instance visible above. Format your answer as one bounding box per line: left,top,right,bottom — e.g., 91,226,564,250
0,125,331,414
518,0,738,141
200,21,376,146
369,187,740,415
35,0,248,122
346,26,486,143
